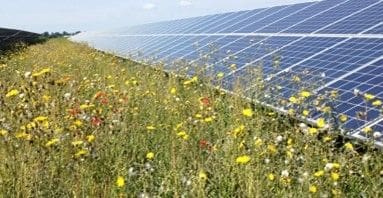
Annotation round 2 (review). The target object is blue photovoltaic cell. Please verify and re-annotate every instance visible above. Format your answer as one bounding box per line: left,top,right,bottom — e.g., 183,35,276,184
283,0,380,33
319,2,383,34
158,36,222,61
257,0,347,33
188,12,239,33
205,10,255,33
366,24,383,34
235,2,314,33
223,6,286,33
207,36,298,80
71,0,383,146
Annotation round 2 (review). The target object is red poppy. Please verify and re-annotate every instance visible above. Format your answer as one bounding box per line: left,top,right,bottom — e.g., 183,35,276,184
100,98,109,104
94,91,107,100
199,139,209,149
68,108,80,116
91,116,102,127
200,97,211,107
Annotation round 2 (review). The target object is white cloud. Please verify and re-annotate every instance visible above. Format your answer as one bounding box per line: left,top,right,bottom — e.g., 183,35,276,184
179,0,192,6
143,3,156,10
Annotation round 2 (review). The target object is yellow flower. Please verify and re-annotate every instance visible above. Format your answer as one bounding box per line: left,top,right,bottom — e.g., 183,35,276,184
15,132,32,140
34,116,48,122
242,108,253,117
300,91,311,98
42,95,51,102
268,173,275,181
309,185,317,193
322,106,332,113
116,176,125,188
0,129,8,136
45,138,59,147
230,63,237,69
170,87,177,95
331,172,340,181
323,136,332,142
344,142,353,151
183,76,198,85
75,149,88,157
372,100,382,107
86,135,95,143
254,138,263,147
27,122,36,129
292,76,301,82
339,114,348,122
216,72,224,78
233,125,245,137
204,117,213,122
73,120,83,127
314,170,324,177
362,127,372,134
364,93,375,100
146,126,156,130
289,96,298,104
146,152,155,160
72,140,84,146
267,144,277,154
199,170,208,181
5,89,19,97
80,104,95,110
32,68,51,77
302,110,309,116
288,108,295,115
177,131,189,140
308,127,318,135
316,118,326,128
236,155,251,164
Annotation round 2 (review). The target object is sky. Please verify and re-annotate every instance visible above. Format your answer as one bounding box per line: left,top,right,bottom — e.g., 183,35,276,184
0,0,314,33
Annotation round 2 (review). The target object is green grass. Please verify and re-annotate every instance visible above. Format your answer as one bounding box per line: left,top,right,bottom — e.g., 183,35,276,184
0,38,382,197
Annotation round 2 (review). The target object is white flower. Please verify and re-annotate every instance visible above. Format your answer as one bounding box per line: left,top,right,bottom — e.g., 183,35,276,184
264,158,270,164
64,93,71,99
128,167,136,176
321,72,326,77
281,170,289,178
275,135,283,143
373,132,382,139
284,160,289,164
299,123,307,129
325,163,334,171
353,89,360,96
24,71,31,78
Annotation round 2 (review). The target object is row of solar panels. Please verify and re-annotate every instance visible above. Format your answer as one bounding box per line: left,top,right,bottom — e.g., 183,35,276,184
72,0,383,147
0,28,42,54
111,0,383,35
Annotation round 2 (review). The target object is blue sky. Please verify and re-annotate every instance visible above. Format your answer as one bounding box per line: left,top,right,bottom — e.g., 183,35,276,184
0,0,314,33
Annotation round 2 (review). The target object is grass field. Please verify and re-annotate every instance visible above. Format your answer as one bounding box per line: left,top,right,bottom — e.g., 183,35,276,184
0,38,382,197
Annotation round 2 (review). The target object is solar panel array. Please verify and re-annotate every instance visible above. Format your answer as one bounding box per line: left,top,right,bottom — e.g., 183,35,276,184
71,0,383,147
0,28,41,54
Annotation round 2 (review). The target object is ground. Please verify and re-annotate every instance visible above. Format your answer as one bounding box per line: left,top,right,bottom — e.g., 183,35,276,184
0,38,382,197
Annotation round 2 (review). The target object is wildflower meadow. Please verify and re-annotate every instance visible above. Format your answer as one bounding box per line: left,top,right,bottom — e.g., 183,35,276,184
0,38,382,197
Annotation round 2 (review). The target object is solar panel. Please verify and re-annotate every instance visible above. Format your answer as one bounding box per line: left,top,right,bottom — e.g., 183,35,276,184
71,0,383,147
